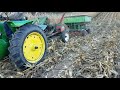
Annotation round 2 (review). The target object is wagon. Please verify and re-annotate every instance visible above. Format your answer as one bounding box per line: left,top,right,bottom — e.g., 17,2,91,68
64,15,92,36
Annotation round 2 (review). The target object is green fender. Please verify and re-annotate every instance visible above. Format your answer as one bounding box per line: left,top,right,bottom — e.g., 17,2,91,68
0,20,33,60
0,39,9,60
7,20,33,27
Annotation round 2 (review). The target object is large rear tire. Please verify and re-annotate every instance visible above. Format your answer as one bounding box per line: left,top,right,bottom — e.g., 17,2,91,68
8,24,48,70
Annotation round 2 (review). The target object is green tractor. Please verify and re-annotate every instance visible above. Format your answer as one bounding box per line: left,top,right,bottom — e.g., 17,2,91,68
0,13,69,70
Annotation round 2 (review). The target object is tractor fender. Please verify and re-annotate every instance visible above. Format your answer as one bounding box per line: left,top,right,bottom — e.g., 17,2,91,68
7,20,33,28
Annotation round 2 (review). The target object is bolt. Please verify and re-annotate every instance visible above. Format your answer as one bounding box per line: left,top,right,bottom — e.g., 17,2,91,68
35,46,38,49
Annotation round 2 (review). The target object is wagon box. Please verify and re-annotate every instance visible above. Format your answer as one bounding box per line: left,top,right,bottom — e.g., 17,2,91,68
64,15,92,36
64,15,92,23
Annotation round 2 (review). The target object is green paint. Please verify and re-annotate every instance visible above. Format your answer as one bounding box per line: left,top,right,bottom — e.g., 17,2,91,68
0,17,48,60
64,15,92,31
0,20,33,60
0,39,9,60
7,20,33,27
64,15,92,23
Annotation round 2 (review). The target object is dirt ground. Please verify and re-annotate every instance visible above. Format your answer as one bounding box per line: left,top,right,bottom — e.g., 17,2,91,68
1,12,120,78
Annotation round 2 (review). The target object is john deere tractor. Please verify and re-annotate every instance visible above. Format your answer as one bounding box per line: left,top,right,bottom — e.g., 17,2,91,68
0,13,69,70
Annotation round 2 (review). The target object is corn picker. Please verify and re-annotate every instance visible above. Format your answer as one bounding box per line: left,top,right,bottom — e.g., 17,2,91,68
0,13,69,70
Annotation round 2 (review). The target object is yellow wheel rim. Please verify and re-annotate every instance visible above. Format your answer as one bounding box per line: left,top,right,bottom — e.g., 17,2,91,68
23,32,45,63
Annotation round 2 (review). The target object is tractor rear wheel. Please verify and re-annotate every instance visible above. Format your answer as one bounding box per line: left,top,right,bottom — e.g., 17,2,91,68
8,24,48,70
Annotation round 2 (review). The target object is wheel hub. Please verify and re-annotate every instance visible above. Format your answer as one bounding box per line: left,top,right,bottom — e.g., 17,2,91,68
34,46,38,49
32,45,39,51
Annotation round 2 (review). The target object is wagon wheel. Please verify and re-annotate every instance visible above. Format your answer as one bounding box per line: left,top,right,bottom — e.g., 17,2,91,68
86,29,91,34
61,25,69,43
81,30,88,36
61,30,69,43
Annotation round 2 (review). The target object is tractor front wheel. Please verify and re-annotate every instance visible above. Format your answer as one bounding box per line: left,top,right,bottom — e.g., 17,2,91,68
8,24,48,70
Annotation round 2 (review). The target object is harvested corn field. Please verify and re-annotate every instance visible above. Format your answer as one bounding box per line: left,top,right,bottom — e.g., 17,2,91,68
0,12,120,78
